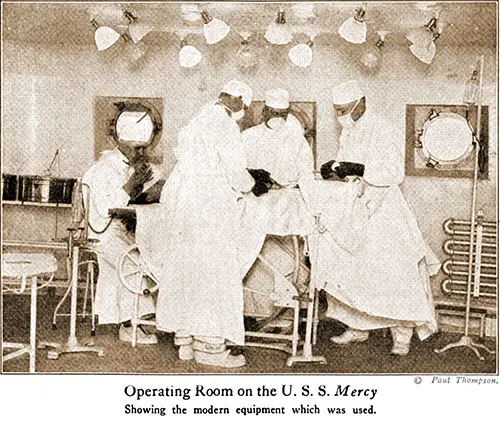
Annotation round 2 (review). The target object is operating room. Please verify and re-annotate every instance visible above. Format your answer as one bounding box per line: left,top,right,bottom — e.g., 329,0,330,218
1,1,497,374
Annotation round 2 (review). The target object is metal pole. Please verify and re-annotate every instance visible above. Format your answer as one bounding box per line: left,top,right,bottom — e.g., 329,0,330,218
464,55,484,336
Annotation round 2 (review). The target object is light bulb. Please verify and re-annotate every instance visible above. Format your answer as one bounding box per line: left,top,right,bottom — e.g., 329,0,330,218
265,11,293,45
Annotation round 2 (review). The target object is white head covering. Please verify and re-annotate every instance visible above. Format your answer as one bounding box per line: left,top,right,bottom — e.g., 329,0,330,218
221,80,253,106
265,88,290,109
332,80,364,105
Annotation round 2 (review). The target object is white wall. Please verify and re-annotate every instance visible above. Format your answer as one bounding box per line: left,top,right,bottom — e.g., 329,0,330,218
2,37,497,299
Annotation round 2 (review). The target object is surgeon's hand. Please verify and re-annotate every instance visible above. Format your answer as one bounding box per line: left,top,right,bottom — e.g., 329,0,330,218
123,162,153,199
320,160,341,179
252,181,270,197
320,160,365,180
248,168,274,197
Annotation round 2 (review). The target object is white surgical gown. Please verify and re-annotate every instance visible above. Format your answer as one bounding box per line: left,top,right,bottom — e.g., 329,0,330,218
140,103,254,345
82,149,155,324
308,111,439,339
240,118,315,275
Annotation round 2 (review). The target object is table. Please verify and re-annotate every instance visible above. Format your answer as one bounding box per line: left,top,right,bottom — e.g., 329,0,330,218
2,253,57,372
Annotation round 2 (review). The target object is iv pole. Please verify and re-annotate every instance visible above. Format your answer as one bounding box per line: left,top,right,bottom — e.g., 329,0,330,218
435,55,495,360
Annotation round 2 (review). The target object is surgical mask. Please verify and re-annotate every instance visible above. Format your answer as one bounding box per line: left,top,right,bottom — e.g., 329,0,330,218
336,98,361,129
231,108,245,121
266,117,286,131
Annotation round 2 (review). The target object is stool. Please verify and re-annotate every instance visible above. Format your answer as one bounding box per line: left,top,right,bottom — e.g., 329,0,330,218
2,253,57,373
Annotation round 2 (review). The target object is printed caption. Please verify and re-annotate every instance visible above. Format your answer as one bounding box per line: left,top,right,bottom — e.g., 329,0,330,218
123,383,378,416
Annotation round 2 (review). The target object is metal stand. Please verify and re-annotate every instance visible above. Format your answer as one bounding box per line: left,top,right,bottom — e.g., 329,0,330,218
39,182,105,360
286,281,327,366
118,244,159,347
435,55,495,361
245,235,326,366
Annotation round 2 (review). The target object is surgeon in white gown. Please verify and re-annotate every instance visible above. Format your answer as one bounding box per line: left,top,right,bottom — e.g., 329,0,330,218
138,80,255,368
310,81,440,356
240,89,315,278
82,145,157,344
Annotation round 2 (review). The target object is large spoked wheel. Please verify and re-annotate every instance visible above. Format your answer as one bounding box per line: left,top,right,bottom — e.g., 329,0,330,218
118,244,159,296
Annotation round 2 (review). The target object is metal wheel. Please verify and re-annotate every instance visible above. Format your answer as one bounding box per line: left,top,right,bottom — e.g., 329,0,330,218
118,244,159,296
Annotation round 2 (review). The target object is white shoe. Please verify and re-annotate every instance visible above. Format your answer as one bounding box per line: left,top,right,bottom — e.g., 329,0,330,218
179,345,194,361
391,342,410,356
194,350,246,368
330,329,369,345
119,325,158,345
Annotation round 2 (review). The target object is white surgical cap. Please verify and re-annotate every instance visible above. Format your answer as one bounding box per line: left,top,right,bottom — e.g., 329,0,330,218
221,80,253,106
265,88,290,109
332,80,364,105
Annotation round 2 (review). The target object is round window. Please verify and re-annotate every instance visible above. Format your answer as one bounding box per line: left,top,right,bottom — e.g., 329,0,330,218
420,112,474,167
110,102,162,150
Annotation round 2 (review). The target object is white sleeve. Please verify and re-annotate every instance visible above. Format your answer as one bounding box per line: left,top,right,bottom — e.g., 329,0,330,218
363,128,404,187
215,123,254,194
82,164,130,227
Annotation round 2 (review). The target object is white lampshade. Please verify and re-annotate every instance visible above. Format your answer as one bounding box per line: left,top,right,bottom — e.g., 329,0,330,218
94,25,120,51
406,27,435,48
265,11,293,45
289,43,313,67
338,16,367,44
410,41,436,64
129,21,153,44
179,45,202,68
202,14,230,44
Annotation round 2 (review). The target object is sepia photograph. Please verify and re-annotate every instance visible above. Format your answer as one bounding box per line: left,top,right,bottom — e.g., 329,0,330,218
1,0,498,392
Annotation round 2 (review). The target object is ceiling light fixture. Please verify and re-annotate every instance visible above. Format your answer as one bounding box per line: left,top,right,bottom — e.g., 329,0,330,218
289,35,316,68
338,4,367,44
360,31,390,70
200,10,230,45
122,32,147,66
123,10,153,44
265,9,293,45
179,39,202,68
237,32,258,74
91,19,120,51
406,16,441,64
